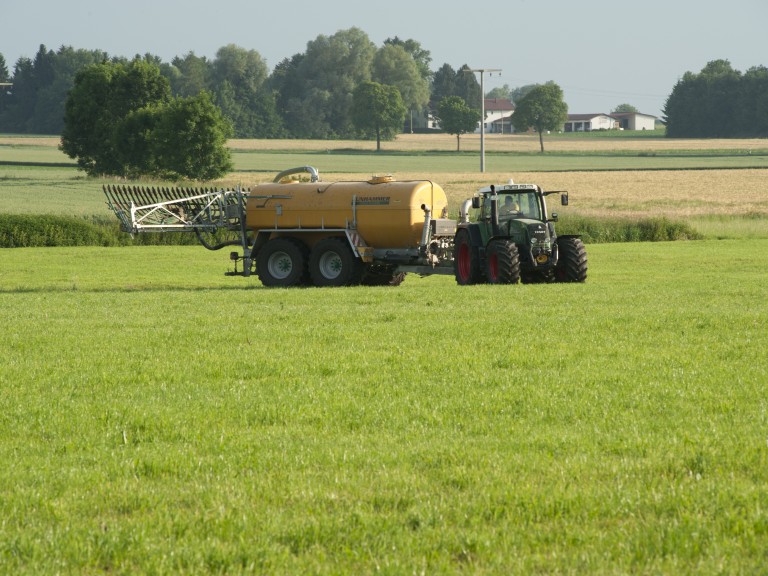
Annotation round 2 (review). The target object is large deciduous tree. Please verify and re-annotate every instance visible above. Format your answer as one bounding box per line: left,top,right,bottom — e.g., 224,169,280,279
383,37,432,83
281,28,376,138
209,44,282,138
511,82,568,153
437,95,480,151
351,81,406,151
510,83,539,105
170,51,211,97
61,60,232,180
61,60,170,175
372,45,430,134
486,84,513,100
372,44,430,133
150,92,233,180
612,103,639,114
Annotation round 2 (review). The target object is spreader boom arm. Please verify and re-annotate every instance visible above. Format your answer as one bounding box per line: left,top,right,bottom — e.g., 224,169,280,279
103,184,247,234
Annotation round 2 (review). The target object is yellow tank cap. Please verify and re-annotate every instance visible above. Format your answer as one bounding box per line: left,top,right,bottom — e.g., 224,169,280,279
368,174,394,184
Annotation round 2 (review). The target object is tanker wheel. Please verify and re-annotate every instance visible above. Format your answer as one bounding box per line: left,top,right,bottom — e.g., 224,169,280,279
485,239,520,284
554,237,588,283
454,229,481,285
256,237,308,287
309,238,364,287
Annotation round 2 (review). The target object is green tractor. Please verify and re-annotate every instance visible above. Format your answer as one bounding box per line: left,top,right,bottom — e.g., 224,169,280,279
453,182,587,285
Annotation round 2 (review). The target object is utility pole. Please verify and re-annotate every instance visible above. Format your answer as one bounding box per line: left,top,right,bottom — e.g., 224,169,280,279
465,68,501,172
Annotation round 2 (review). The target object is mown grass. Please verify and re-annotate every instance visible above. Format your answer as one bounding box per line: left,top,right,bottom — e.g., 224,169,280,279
228,150,768,175
3,134,768,171
4,164,767,241
1,241,767,574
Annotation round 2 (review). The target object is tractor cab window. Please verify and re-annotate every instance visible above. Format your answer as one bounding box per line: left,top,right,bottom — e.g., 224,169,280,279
496,192,542,220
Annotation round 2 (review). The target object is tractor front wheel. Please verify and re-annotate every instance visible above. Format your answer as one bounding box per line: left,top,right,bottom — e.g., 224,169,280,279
485,239,520,284
554,237,588,283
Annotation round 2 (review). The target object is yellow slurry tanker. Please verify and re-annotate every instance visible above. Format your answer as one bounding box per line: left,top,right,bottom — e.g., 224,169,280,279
103,165,587,287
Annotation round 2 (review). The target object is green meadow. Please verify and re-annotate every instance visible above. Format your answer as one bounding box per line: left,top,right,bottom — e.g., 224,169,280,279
2,135,768,177
1,134,768,573
1,242,767,574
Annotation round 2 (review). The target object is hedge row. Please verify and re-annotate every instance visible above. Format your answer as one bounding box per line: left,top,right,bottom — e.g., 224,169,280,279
556,215,703,243
0,215,199,248
0,214,702,249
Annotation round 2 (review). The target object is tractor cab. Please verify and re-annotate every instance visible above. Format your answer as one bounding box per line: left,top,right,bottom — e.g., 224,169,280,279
472,183,568,224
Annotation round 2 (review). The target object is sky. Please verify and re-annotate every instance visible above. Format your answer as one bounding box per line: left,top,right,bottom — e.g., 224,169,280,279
3,0,766,118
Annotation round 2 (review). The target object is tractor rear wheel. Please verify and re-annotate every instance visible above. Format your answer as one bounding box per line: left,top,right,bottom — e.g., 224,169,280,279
485,239,520,284
454,229,481,285
256,237,309,287
309,237,364,287
554,237,588,283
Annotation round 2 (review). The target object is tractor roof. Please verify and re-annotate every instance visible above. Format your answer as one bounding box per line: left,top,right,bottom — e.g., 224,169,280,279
477,183,540,195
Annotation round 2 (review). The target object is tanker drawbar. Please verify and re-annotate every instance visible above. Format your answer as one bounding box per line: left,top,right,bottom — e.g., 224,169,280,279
102,165,586,287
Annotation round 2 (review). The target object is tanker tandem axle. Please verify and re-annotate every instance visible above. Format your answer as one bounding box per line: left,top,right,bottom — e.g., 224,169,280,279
103,165,587,287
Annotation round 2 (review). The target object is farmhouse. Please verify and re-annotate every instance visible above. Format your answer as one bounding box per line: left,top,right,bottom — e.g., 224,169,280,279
564,113,618,132
423,98,515,133
609,112,657,131
422,100,657,134
482,98,515,134
564,112,657,132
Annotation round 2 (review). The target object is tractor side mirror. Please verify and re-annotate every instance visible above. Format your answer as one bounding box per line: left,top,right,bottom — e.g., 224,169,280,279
561,192,569,206
471,196,481,209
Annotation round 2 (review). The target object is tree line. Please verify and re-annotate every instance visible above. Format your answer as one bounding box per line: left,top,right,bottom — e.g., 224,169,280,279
663,59,768,138
2,37,764,147
0,30,486,140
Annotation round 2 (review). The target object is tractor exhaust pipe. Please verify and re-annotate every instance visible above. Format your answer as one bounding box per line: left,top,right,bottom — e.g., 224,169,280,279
459,198,472,223
419,204,432,254
489,184,501,236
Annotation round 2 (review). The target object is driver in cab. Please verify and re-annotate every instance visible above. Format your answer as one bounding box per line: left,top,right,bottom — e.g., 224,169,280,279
499,195,520,219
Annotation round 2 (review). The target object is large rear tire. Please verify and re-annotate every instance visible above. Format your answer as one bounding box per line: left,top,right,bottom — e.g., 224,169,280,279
554,237,588,283
256,237,309,287
454,229,481,285
485,239,520,284
309,238,364,287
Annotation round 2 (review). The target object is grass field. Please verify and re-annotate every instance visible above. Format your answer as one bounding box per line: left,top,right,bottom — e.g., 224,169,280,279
2,134,768,237
1,241,767,574
1,133,768,573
